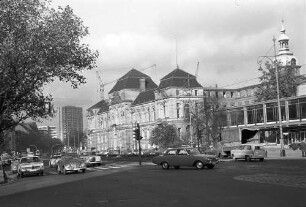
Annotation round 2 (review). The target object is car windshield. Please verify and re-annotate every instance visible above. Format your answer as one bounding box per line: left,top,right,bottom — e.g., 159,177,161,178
186,148,201,155
21,157,40,163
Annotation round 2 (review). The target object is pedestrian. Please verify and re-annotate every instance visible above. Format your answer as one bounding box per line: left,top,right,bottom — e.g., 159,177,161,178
300,140,306,157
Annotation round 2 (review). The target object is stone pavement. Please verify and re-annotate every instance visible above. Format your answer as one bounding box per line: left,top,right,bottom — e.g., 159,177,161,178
234,173,306,188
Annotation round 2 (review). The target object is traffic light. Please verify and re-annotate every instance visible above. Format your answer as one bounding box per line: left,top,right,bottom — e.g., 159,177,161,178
133,123,143,140
133,126,137,139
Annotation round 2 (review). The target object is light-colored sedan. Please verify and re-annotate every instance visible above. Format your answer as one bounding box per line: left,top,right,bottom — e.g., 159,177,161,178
17,156,44,177
231,144,266,161
152,147,218,170
85,156,102,167
57,154,86,174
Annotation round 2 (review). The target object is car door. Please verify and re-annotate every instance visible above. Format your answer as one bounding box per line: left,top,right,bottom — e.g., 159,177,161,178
253,146,265,158
176,149,191,166
164,149,177,166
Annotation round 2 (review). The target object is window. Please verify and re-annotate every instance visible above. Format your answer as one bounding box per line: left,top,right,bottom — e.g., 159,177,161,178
184,104,190,119
178,149,188,155
167,150,177,155
195,90,198,96
288,99,298,120
176,89,180,96
246,105,263,124
176,103,180,118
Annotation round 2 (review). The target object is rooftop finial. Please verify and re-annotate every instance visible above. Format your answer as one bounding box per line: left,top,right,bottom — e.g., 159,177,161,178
281,19,285,33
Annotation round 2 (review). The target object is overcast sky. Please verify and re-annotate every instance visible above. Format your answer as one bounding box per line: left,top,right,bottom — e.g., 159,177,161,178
41,0,306,126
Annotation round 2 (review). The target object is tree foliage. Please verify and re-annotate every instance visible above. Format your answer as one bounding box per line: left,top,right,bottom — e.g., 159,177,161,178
255,61,301,102
150,121,181,149
0,0,98,145
189,96,226,149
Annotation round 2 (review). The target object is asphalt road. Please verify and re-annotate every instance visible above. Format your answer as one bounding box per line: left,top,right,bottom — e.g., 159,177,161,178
0,160,306,207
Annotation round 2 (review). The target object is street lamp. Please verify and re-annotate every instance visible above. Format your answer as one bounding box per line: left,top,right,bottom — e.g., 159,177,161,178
257,36,285,157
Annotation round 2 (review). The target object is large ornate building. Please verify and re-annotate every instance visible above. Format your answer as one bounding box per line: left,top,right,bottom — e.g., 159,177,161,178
86,21,305,153
86,68,203,153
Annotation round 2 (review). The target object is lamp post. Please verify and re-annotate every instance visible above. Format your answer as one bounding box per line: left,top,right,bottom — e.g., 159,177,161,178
257,36,285,157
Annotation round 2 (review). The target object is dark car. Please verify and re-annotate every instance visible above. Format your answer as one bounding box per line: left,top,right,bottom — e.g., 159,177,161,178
152,147,218,170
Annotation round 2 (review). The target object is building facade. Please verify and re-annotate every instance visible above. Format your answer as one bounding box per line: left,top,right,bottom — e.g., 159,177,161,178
87,68,204,153
38,125,58,139
86,22,305,152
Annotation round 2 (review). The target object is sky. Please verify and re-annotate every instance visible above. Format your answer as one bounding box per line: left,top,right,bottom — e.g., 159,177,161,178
41,0,306,127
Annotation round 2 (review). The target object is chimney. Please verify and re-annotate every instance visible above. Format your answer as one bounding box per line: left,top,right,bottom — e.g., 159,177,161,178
139,78,146,92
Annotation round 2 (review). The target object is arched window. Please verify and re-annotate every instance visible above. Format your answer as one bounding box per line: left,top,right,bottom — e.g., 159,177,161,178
291,58,296,66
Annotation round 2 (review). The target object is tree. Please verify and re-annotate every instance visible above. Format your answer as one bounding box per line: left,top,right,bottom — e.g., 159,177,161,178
255,61,301,101
0,0,98,182
189,96,226,150
150,121,181,149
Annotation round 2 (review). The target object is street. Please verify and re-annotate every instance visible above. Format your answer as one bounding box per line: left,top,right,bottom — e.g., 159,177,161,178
1,159,306,207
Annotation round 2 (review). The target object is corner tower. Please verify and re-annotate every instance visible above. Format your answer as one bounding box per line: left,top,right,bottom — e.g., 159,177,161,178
276,20,298,67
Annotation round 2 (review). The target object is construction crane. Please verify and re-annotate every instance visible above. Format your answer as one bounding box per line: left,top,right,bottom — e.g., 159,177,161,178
96,64,156,101
96,71,105,100
195,61,199,78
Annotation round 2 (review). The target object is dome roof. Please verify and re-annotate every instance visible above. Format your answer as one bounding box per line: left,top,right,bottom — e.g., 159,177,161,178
158,68,202,89
109,69,158,94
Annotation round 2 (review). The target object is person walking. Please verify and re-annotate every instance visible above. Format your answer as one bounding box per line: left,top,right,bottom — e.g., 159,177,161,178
300,140,306,157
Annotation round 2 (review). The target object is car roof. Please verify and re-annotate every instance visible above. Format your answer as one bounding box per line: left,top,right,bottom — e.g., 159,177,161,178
166,147,194,150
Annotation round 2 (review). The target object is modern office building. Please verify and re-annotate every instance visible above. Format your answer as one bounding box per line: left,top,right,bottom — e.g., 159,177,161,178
62,106,83,148
37,125,58,139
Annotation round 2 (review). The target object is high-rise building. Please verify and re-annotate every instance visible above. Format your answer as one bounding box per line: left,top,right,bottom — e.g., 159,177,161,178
61,106,83,148
38,125,58,139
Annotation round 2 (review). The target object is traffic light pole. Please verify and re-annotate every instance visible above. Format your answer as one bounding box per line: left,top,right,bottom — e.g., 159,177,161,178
138,138,142,166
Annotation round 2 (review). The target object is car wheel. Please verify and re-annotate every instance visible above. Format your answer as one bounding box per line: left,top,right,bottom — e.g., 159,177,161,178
259,158,264,162
63,167,67,175
195,161,204,169
82,169,86,173
161,162,169,170
20,172,24,178
232,154,236,161
245,156,251,162
174,166,180,169
207,164,215,169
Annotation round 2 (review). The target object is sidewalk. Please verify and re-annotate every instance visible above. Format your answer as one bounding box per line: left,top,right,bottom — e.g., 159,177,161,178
265,146,306,160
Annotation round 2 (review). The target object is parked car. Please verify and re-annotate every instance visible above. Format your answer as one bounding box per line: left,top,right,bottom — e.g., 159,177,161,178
230,144,266,161
152,147,218,170
84,155,102,167
57,154,86,174
49,154,62,168
17,156,44,177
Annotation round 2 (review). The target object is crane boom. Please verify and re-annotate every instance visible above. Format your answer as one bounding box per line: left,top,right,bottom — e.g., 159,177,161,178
96,71,105,100
195,61,199,78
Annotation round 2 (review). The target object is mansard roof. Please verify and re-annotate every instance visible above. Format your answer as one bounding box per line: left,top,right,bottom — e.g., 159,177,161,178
109,69,158,94
132,89,155,106
159,68,202,89
87,100,109,114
